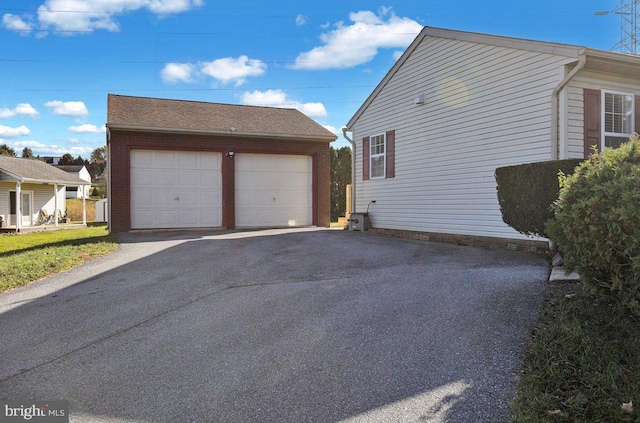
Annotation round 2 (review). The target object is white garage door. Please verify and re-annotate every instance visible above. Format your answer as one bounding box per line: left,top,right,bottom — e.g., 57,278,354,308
130,150,222,229
235,154,312,228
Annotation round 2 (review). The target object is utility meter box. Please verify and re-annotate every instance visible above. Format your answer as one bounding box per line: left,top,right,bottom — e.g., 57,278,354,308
349,212,370,231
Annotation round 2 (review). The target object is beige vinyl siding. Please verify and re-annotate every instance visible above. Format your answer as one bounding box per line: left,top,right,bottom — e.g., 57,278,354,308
352,35,571,240
564,70,640,159
0,182,65,225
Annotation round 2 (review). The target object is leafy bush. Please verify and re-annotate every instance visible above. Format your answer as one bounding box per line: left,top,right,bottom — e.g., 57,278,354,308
495,159,583,237
546,136,640,316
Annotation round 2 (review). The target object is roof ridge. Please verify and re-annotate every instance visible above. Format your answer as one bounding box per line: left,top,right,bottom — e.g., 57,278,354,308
108,93,301,112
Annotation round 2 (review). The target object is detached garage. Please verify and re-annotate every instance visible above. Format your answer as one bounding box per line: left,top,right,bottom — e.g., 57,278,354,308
107,94,336,233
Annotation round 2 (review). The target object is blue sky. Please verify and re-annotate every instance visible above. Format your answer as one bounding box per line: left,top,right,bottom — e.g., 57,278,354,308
0,0,625,156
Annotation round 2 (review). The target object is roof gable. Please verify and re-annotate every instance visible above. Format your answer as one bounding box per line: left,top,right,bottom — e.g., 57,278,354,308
107,94,337,141
0,156,89,185
346,26,640,129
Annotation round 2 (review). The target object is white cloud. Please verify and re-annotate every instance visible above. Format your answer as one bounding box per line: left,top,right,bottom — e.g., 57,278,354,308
0,125,31,139
393,50,404,61
291,9,422,70
296,14,307,26
45,100,89,117
25,0,204,34
322,124,340,136
199,56,267,86
161,63,196,83
2,13,34,33
68,123,106,133
0,103,39,119
241,89,327,119
3,140,93,156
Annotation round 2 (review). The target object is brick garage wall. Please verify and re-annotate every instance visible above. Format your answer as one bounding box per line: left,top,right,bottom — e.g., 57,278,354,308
109,129,331,233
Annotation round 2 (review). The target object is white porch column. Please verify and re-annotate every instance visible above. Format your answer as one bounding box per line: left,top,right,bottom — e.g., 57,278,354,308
15,182,22,232
54,184,59,227
82,190,86,225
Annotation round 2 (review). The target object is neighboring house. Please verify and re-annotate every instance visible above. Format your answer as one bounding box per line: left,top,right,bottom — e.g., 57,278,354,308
106,94,336,233
344,26,640,248
42,157,62,165
0,156,90,231
54,165,92,199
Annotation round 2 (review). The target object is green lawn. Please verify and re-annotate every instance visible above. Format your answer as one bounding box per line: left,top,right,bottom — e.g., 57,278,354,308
0,225,119,293
511,280,639,422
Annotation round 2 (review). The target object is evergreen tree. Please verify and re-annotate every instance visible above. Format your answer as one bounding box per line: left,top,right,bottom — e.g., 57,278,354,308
330,146,352,222
0,144,16,157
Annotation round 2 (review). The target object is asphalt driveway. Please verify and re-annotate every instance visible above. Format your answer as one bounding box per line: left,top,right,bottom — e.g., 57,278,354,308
0,228,549,422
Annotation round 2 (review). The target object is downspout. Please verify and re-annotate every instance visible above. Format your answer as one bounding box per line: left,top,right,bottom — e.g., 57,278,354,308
342,127,356,215
551,50,587,160
106,125,111,233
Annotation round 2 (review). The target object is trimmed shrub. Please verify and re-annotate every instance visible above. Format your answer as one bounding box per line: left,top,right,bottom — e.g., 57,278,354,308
495,159,583,237
546,136,640,316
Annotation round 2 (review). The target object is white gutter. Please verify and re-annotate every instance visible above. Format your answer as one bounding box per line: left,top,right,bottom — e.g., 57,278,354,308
551,50,587,160
341,127,356,214
107,124,337,142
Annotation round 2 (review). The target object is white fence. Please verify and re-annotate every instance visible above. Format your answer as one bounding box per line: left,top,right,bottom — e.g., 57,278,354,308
95,199,108,223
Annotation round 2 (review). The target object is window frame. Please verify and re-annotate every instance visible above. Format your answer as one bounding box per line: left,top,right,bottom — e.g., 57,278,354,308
601,89,635,150
369,132,386,179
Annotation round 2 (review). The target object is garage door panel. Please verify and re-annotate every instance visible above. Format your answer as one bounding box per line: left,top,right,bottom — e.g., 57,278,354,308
201,191,221,206
177,191,198,206
200,154,221,170
179,170,199,186
131,169,157,186
178,152,199,169
156,151,177,167
130,190,154,207
178,211,199,226
130,150,222,229
200,211,222,226
130,152,154,167
155,191,178,206
199,171,221,187
235,154,312,228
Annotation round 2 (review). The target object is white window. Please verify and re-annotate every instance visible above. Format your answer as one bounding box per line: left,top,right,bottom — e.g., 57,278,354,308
602,91,634,149
370,133,386,179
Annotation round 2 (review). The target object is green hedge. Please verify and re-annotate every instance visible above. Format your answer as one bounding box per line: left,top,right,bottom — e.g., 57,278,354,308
546,137,640,316
495,159,583,237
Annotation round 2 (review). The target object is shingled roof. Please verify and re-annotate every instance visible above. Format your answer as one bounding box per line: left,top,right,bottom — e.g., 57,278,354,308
107,94,337,141
0,156,89,185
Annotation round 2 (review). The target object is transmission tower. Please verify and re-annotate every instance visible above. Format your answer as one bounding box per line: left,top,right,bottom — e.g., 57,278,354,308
595,0,640,54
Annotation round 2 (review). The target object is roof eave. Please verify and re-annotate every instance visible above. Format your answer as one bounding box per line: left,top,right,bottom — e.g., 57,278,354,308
583,48,640,78
0,169,25,182
107,124,337,142
22,177,89,185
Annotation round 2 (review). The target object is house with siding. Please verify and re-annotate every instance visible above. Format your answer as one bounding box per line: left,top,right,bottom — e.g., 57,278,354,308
53,165,92,199
0,156,90,231
344,26,640,249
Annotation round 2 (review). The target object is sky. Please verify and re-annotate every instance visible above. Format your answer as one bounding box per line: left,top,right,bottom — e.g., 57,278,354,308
0,0,627,156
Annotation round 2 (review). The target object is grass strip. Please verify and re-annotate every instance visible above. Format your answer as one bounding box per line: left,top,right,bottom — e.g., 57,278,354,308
0,225,118,293
511,281,640,422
